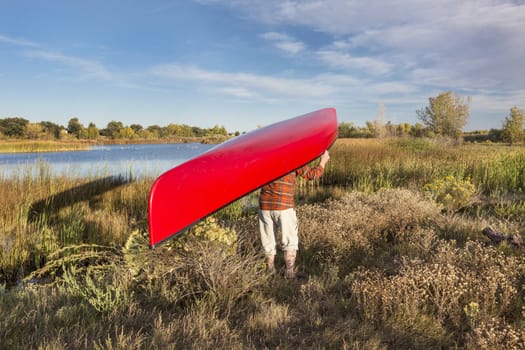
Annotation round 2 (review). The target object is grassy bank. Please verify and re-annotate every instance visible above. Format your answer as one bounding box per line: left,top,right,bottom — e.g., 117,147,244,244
0,140,93,153
0,135,230,154
1,138,524,348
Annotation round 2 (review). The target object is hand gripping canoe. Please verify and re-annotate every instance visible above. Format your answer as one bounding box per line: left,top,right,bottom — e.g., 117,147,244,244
148,108,338,248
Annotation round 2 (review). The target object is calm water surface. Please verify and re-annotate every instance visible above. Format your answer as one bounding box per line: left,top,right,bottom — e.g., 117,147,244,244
0,143,215,179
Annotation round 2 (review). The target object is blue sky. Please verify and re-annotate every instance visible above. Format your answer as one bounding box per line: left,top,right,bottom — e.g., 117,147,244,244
1,0,524,133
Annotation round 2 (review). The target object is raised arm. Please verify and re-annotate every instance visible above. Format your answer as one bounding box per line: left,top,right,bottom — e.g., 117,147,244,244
296,150,330,180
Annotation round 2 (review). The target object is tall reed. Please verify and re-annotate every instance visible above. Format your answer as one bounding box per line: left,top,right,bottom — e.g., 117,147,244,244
0,140,91,153
323,138,525,195
0,168,149,286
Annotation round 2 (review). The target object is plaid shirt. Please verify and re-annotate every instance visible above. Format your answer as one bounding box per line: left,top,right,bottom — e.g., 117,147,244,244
259,165,324,211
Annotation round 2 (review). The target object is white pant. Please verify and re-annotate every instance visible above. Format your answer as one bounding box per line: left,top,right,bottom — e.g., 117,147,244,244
258,208,298,256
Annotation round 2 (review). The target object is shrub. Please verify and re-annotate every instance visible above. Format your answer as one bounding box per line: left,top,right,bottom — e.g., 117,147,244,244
61,264,133,315
298,189,441,275
423,175,475,212
348,240,525,346
167,217,238,256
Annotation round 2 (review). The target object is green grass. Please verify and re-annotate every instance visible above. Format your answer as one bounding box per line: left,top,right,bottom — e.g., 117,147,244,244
1,138,524,349
324,138,525,195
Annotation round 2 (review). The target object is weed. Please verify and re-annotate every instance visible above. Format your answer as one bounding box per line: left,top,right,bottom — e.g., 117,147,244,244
423,175,476,212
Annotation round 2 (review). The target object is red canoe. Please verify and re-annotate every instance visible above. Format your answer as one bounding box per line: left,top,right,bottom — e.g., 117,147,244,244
148,108,338,248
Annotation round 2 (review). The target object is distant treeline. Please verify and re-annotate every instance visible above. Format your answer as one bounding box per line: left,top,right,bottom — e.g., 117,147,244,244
337,121,509,143
0,117,237,141
336,92,523,144
0,115,516,144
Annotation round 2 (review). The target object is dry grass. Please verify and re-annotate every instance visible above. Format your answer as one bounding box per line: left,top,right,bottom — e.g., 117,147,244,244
1,139,525,348
0,140,92,153
325,138,525,195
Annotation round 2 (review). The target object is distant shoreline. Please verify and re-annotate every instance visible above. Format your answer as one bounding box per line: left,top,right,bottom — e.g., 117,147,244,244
0,136,230,154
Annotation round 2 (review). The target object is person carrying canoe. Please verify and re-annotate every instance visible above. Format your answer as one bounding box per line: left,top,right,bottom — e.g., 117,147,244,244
258,150,330,278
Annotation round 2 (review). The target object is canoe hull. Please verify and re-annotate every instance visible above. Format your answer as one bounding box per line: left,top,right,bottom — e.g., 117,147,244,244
148,108,338,248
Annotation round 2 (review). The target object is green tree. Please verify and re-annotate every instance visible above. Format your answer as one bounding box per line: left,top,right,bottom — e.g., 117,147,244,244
130,124,143,134
140,129,158,139
67,117,85,139
501,107,524,145
101,121,124,139
397,123,412,136
338,122,355,138
416,91,471,139
0,117,29,138
40,121,63,139
86,122,99,140
192,126,206,137
409,122,434,138
119,126,137,139
165,123,183,137
145,125,162,138
488,128,503,142
26,123,44,139
180,125,193,137
209,125,228,136
365,121,377,137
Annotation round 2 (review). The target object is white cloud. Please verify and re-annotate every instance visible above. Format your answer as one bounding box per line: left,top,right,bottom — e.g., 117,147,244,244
260,32,289,41
260,31,305,55
470,90,525,113
23,50,113,81
200,0,525,90
0,33,38,47
217,86,256,98
149,62,426,114
274,41,305,55
0,32,115,82
317,50,391,75
151,64,335,99
372,82,418,95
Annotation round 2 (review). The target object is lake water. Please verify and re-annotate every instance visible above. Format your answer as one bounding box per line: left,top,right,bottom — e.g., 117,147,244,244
0,143,215,179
